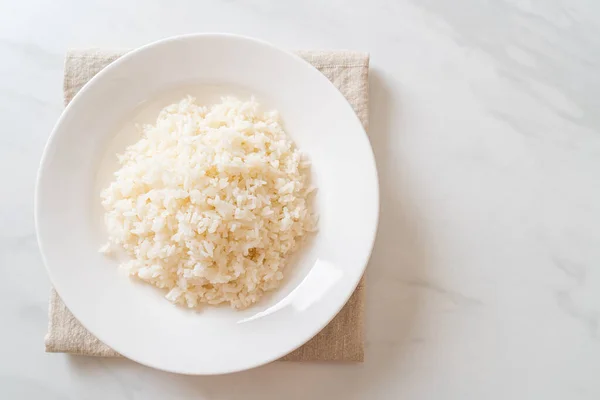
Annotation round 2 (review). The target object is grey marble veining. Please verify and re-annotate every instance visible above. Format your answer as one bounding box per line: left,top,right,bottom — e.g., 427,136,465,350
1,0,600,398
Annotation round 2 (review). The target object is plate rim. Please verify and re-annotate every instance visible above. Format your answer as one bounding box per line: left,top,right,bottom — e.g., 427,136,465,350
35,33,380,375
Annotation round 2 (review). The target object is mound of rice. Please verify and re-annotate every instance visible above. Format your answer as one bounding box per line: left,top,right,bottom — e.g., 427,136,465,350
100,96,316,309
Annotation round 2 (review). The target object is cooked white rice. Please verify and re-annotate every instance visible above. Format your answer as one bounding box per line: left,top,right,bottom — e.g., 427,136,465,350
100,96,316,309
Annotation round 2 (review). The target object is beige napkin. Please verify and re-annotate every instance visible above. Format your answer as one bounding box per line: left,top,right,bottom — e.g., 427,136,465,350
46,49,369,362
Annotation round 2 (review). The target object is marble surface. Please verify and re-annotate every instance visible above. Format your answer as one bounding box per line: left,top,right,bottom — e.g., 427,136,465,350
2,0,600,398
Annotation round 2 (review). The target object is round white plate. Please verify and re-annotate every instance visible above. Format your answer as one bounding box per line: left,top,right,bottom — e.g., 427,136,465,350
35,34,379,375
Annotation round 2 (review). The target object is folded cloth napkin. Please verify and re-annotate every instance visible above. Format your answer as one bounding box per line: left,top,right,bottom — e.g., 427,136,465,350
46,49,369,362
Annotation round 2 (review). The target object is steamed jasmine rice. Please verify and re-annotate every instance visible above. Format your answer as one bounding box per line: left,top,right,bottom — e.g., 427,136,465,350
100,96,316,309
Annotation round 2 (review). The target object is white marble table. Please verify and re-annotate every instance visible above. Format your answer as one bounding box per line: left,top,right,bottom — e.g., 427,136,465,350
2,0,600,398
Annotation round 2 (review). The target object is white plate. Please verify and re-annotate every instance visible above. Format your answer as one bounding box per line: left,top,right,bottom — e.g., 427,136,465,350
35,34,379,375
